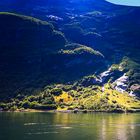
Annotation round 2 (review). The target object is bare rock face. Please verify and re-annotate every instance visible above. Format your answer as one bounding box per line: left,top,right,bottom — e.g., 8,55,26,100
99,67,124,84
113,74,129,93
130,84,140,97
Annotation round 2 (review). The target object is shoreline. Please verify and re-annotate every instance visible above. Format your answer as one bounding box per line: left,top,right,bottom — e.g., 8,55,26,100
1,108,140,113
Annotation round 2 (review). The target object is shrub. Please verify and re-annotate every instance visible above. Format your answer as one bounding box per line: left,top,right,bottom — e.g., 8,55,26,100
30,101,39,109
34,104,57,110
16,94,25,100
10,106,17,111
41,97,55,105
28,96,37,102
112,100,117,104
21,101,31,109
50,88,63,96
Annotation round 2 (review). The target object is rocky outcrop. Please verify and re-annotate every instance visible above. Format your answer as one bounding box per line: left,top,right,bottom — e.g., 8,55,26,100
99,67,124,84
113,74,129,93
130,84,140,97
77,66,124,87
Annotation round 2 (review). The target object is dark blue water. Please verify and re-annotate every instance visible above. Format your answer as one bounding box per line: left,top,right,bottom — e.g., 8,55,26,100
0,112,140,140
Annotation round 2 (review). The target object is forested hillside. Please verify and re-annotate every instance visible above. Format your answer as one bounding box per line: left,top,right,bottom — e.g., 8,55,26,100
0,0,140,112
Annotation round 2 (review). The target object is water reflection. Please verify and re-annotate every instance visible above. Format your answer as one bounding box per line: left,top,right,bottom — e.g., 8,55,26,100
98,114,137,140
0,113,140,140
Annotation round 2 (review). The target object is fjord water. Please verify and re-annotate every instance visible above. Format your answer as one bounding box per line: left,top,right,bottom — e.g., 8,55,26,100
1,113,140,140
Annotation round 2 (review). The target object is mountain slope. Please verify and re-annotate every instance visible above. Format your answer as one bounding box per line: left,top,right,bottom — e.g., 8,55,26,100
0,12,104,100
0,0,140,112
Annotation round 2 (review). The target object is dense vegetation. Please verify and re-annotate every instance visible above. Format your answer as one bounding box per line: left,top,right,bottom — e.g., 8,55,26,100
1,83,140,112
0,12,104,100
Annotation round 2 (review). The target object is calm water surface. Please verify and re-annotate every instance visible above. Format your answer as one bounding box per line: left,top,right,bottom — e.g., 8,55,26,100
0,112,140,140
